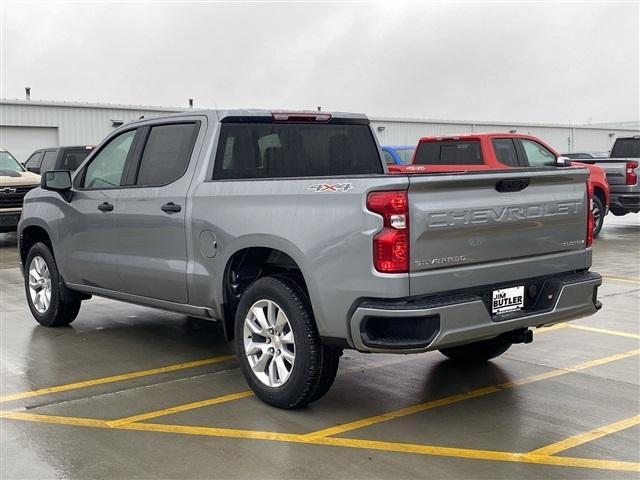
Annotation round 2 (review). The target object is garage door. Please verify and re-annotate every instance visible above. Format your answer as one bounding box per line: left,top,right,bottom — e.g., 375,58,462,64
0,126,59,163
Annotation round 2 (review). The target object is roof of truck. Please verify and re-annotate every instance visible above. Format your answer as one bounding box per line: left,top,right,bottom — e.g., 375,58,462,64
418,132,544,142
32,145,95,152
122,109,370,127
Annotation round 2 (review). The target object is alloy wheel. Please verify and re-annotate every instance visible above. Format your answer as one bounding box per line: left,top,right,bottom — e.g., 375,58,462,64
28,256,51,313
243,299,295,387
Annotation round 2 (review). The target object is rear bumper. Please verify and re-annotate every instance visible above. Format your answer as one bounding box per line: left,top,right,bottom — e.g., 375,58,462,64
610,192,640,213
349,271,601,353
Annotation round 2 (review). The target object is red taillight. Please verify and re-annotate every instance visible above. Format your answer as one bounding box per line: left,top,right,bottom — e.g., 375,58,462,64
586,180,594,247
626,161,638,185
367,190,409,273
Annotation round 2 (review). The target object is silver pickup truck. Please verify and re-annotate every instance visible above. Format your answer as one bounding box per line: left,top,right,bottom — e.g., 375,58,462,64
574,135,640,216
18,110,602,408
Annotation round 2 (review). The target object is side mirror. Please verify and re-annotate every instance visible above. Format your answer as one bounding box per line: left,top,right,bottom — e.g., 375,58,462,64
42,170,72,191
556,156,572,167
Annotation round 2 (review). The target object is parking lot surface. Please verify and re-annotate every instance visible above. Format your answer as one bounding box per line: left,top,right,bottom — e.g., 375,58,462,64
1,215,638,479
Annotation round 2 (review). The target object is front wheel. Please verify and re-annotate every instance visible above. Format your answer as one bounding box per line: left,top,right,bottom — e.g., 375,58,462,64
25,242,81,327
234,275,339,409
439,335,511,362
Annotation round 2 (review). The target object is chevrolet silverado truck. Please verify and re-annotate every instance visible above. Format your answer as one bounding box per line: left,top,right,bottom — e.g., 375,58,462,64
18,110,601,408
571,135,640,217
1,147,41,233
389,133,610,236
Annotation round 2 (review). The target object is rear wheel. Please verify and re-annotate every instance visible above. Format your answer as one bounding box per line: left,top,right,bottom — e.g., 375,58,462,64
25,242,81,327
234,275,339,408
439,336,511,362
592,195,605,237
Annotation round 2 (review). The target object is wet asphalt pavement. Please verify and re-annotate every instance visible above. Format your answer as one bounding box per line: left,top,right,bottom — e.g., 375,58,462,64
0,214,638,479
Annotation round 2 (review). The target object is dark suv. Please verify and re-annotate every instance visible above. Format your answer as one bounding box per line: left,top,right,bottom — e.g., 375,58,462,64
24,146,94,175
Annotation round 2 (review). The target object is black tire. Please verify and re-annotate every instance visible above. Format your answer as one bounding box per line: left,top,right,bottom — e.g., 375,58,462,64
592,195,605,237
24,242,81,327
234,275,338,408
307,344,342,403
439,336,511,362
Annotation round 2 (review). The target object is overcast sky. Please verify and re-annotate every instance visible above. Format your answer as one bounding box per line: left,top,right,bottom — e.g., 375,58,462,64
1,1,638,124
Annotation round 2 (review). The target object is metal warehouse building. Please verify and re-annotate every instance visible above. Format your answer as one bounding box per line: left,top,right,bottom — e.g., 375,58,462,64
1,98,638,162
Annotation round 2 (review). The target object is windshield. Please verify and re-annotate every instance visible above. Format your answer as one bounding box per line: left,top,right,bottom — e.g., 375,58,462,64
395,148,415,164
0,151,25,173
414,140,483,165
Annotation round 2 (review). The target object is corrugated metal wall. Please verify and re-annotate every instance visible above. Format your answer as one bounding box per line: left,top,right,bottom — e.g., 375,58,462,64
0,101,180,150
1,101,638,158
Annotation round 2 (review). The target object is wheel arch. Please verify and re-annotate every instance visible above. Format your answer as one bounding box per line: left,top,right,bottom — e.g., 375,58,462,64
19,223,54,272
219,237,317,341
593,185,607,206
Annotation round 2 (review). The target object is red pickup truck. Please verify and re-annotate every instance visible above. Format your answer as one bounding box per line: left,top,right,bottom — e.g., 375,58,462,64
388,133,610,236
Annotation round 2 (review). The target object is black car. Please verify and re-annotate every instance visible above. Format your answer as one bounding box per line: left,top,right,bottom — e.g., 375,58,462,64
23,145,94,175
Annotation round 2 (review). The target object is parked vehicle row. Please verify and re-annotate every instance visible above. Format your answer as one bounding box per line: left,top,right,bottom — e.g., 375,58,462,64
387,133,610,236
18,110,601,409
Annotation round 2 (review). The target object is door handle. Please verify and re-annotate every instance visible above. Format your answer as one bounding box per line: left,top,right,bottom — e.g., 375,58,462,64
161,202,182,213
97,202,114,212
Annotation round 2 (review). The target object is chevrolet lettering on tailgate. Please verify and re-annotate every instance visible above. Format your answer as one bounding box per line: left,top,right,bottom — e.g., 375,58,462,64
426,201,582,228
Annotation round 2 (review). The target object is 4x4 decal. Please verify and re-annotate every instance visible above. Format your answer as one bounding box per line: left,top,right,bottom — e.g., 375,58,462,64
306,183,353,192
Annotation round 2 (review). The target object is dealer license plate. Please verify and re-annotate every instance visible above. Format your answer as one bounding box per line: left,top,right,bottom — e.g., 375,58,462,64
492,285,524,314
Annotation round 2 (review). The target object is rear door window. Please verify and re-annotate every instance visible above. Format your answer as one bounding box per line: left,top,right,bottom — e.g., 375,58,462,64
492,138,520,166
520,139,556,167
134,123,199,186
414,140,483,165
610,138,640,158
40,150,58,174
213,122,382,179
60,148,92,171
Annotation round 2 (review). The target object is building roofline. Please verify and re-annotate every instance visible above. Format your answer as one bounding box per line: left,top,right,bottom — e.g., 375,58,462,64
0,98,184,112
368,115,640,132
2,98,639,133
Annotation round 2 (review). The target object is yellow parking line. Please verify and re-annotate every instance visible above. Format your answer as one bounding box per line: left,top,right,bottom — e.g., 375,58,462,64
0,410,108,428
528,415,640,457
0,306,618,406
304,349,640,439
0,354,235,403
566,324,640,340
1,411,638,472
312,437,640,472
602,275,640,285
108,390,254,426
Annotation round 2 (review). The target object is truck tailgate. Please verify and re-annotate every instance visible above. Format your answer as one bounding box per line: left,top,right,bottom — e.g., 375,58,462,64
408,168,590,296
578,159,628,185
